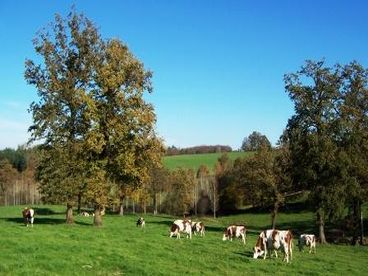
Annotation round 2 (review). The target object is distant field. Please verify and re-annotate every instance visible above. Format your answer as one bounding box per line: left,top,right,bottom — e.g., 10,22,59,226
1,205,367,275
163,151,253,172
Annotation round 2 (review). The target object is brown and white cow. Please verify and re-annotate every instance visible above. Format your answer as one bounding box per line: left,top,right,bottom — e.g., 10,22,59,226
298,234,316,253
222,225,246,244
253,229,293,263
191,221,205,237
80,211,90,217
22,207,35,227
136,217,145,228
169,219,192,239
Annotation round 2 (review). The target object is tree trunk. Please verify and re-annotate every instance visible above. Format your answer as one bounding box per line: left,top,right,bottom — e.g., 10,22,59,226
159,192,162,213
213,181,217,219
317,209,327,244
271,201,279,229
66,203,74,224
351,200,363,245
119,195,125,216
77,193,82,214
94,207,103,226
360,209,364,246
132,200,135,214
153,193,158,215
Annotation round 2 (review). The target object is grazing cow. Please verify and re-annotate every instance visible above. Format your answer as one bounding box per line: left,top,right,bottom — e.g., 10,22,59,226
222,225,246,244
169,219,192,239
80,211,90,217
22,207,35,227
253,229,293,263
136,217,145,228
298,234,316,253
191,221,205,237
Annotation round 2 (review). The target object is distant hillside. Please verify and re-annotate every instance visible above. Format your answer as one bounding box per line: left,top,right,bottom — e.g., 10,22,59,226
163,151,253,172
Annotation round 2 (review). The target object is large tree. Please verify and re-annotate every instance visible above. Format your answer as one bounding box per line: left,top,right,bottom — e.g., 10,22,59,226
284,60,368,243
25,12,101,223
338,62,368,244
25,10,162,226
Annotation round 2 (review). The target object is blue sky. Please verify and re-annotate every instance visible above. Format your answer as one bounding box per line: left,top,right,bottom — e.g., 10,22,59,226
1,1,368,150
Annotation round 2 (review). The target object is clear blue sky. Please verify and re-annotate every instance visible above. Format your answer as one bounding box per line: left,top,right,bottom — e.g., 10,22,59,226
1,1,367,150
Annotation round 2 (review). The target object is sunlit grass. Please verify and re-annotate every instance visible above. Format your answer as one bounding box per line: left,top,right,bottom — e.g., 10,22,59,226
0,205,367,275
163,151,253,172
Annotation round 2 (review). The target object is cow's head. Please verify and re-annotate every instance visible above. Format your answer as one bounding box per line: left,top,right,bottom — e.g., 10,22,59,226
253,246,265,259
253,235,265,259
222,228,230,241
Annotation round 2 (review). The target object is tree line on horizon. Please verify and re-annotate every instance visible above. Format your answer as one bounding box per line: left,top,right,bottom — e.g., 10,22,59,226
0,10,367,246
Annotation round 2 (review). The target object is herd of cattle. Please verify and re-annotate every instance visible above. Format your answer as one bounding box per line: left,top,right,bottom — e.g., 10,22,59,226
22,207,316,263
167,219,316,263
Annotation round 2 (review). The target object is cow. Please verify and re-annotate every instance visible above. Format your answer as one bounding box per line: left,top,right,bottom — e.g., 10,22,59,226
136,217,145,228
298,234,316,253
22,207,35,227
253,229,293,263
169,219,192,239
191,221,205,237
80,211,90,217
222,225,246,244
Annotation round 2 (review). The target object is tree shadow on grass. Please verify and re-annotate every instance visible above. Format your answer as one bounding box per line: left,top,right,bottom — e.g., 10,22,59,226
3,217,66,225
275,220,316,236
2,217,92,226
34,207,64,215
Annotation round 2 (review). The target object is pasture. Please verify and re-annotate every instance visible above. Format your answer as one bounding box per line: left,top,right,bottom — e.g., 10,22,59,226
0,205,367,275
163,151,253,171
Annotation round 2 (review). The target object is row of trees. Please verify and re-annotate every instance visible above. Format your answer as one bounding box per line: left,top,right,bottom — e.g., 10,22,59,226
0,147,41,206
165,145,232,156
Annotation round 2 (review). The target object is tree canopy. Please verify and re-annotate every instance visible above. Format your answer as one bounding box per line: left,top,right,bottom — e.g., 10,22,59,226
25,10,163,225
241,131,271,151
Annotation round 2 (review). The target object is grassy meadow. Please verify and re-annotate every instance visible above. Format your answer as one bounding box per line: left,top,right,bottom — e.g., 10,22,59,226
163,151,253,172
1,205,367,275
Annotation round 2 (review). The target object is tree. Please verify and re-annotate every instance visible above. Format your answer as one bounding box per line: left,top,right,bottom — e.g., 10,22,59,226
196,165,210,216
89,37,163,221
25,10,163,226
232,145,291,228
241,131,271,151
338,62,368,244
215,153,236,214
162,168,195,216
149,166,170,215
25,11,100,223
284,60,350,243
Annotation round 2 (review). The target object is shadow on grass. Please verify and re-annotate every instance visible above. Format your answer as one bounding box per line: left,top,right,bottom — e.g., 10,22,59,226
2,217,93,226
220,202,312,216
234,251,254,258
275,220,316,236
34,207,64,215
3,217,66,225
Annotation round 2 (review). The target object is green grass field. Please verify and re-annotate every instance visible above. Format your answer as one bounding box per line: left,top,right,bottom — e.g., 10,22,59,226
1,205,367,275
163,151,253,172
